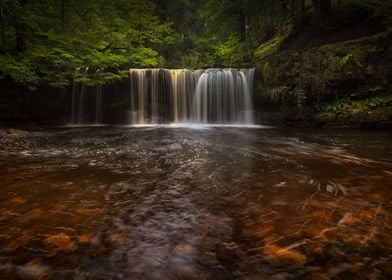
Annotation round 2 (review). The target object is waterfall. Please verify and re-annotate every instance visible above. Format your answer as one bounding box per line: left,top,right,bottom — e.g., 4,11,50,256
70,68,79,124
168,69,204,123
94,69,103,124
71,68,255,125
192,69,254,124
127,68,254,125
129,69,162,124
70,68,103,125
95,85,103,124
70,68,87,124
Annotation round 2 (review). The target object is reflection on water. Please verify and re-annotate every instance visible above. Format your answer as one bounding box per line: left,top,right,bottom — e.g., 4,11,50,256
0,127,391,279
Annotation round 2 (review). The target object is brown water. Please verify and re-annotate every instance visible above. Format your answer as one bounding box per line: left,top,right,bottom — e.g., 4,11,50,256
0,126,391,279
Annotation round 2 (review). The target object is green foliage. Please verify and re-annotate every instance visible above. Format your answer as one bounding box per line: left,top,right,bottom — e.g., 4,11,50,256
0,55,38,84
270,86,291,102
0,0,338,88
293,88,307,111
99,71,129,83
214,35,248,67
0,0,175,88
256,16,392,113
262,63,275,83
323,95,392,115
255,25,294,60
0,0,391,93
255,36,283,59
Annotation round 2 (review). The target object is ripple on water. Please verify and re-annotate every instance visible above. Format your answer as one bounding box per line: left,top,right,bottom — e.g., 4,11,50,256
0,127,391,278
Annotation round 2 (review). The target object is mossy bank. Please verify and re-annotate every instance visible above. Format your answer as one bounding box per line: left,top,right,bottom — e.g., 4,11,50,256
253,1,392,128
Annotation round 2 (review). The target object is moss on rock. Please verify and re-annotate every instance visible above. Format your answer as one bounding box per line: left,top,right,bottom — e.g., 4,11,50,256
253,3,392,128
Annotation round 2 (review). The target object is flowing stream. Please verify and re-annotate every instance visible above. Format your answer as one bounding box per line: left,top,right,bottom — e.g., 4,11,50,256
0,127,391,279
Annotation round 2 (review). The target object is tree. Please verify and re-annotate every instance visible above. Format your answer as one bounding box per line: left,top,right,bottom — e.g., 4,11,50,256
0,0,175,87
312,0,332,18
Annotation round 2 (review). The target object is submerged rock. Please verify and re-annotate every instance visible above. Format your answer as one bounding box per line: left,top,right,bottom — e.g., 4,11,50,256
16,259,51,280
338,213,360,226
4,235,31,253
78,233,94,244
45,232,77,256
263,244,306,266
10,196,27,205
5,128,29,138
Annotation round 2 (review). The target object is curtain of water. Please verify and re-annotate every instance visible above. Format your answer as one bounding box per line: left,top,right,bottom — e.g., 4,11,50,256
77,68,89,124
95,85,103,124
70,68,79,124
151,69,159,123
191,69,254,124
170,70,178,123
70,68,88,124
71,68,255,125
128,68,255,124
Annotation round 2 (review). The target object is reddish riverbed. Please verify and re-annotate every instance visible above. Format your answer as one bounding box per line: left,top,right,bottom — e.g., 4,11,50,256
0,127,391,279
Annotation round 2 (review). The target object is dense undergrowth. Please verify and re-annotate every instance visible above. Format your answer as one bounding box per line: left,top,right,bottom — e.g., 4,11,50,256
254,0,392,127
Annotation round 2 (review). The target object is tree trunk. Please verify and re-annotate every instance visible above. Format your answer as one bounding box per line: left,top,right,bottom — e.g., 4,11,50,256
291,0,296,17
312,0,320,11
239,12,246,41
320,0,332,16
15,26,24,52
312,0,332,18
61,0,66,29
300,0,306,11
15,0,29,53
0,3,5,48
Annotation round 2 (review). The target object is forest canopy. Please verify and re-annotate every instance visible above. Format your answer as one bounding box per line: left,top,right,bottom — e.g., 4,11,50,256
0,0,388,88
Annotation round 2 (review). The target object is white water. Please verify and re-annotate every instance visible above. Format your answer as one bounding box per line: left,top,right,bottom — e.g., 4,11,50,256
70,68,103,125
71,68,255,125
192,69,254,124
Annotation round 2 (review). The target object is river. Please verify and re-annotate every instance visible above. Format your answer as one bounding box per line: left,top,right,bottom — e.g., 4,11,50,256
0,126,391,279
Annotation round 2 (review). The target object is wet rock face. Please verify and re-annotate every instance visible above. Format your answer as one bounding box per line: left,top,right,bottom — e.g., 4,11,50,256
0,78,69,125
